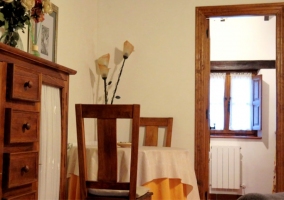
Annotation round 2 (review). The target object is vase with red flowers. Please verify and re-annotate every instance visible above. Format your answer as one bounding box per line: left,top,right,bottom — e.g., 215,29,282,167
0,0,52,50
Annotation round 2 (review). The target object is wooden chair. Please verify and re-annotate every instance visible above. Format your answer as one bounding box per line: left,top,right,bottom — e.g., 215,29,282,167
140,117,173,147
75,104,153,200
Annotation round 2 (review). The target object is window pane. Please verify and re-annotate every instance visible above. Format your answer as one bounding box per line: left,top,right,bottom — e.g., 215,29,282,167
229,73,252,130
210,73,226,130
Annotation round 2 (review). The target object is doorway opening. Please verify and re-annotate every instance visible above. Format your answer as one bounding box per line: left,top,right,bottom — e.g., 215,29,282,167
195,3,284,199
209,15,276,197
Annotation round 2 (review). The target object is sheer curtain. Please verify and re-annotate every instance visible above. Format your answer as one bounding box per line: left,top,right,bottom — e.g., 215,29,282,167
38,85,61,199
229,73,252,130
210,73,226,130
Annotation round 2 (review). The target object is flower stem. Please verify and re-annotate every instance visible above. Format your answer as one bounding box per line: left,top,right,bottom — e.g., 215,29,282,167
103,77,108,104
110,58,126,104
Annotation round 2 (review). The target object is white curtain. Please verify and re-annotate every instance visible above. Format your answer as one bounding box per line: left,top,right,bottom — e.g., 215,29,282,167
210,73,226,130
229,73,252,130
38,85,61,199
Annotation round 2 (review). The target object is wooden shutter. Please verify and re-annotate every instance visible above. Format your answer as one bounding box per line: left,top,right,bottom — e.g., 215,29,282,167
252,75,262,130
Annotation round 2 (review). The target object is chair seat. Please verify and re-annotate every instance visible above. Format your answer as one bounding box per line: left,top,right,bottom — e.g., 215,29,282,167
88,186,150,198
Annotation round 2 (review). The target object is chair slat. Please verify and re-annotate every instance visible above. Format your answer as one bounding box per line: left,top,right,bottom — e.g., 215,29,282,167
144,126,159,146
81,104,134,118
140,117,173,147
97,119,117,182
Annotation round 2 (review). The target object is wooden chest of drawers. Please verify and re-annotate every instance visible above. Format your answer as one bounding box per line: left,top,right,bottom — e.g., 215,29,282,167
0,44,76,199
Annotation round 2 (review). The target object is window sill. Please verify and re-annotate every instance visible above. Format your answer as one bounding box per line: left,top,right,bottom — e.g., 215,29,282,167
210,135,262,139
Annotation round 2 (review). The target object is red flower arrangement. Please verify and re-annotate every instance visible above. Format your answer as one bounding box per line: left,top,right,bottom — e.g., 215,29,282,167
0,0,52,47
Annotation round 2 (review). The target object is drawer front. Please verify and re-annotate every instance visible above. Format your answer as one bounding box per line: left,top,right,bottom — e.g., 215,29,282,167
9,65,41,102
3,191,36,200
3,152,38,188
5,108,39,144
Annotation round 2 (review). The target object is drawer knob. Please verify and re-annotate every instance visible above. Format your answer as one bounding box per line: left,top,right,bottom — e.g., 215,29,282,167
23,123,31,130
22,165,30,173
24,81,33,88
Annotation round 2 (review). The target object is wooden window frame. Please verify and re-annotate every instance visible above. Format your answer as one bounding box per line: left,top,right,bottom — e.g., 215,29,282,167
210,72,261,138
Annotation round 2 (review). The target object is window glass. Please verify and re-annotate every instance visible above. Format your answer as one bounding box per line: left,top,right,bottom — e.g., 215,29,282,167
229,73,252,130
210,72,257,135
209,73,226,130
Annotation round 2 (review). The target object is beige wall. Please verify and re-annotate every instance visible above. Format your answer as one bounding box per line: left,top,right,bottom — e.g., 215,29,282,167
51,0,282,179
91,0,283,154
50,0,98,141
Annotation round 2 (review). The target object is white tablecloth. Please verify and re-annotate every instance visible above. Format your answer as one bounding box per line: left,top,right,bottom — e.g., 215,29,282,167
67,145,200,200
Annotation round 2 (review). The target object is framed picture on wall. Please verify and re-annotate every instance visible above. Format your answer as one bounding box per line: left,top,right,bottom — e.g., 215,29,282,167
29,3,58,63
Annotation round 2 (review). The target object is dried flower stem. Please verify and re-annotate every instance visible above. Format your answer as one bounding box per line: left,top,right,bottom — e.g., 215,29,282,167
103,77,108,104
110,58,126,104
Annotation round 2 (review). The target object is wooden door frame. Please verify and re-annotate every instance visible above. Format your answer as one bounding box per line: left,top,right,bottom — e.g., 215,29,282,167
195,3,284,199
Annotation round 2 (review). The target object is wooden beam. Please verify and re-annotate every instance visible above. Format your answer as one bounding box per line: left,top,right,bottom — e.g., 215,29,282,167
210,60,275,71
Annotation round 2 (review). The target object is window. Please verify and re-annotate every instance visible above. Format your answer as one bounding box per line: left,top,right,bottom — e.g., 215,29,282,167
209,72,262,137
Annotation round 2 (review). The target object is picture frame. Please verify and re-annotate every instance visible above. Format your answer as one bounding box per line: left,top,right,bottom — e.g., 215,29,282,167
28,3,58,62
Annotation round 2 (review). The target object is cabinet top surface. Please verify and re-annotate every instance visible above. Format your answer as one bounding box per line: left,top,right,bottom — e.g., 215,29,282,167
0,43,77,75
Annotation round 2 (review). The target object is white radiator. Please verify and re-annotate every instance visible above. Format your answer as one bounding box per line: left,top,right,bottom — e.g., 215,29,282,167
210,146,241,189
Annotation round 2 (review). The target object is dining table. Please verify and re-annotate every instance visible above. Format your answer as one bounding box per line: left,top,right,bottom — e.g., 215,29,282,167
67,144,200,200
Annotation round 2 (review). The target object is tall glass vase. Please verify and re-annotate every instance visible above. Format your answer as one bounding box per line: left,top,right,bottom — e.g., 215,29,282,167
32,44,40,57
0,30,24,50
29,22,40,57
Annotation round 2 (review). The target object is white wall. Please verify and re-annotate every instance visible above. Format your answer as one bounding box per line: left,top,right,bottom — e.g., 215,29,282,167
210,16,276,60
89,0,282,157
210,16,276,194
50,0,98,142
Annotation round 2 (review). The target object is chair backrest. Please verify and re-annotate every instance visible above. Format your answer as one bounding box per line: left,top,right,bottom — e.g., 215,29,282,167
75,104,140,200
140,117,173,147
